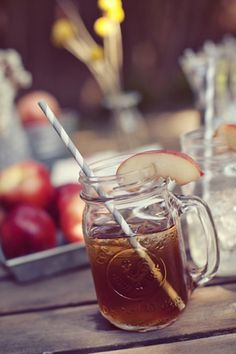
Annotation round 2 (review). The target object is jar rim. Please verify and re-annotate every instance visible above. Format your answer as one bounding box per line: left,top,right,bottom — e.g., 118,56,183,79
180,127,236,165
79,153,168,201
180,127,226,148
102,91,141,110
79,153,167,184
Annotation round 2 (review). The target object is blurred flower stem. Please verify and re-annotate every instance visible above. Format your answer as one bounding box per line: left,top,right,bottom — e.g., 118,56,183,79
52,0,124,96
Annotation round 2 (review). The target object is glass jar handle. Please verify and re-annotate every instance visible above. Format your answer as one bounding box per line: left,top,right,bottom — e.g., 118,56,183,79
178,195,220,286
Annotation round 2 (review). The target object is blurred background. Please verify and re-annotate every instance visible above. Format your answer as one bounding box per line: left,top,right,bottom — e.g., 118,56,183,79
1,0,236,127
1,0,236,277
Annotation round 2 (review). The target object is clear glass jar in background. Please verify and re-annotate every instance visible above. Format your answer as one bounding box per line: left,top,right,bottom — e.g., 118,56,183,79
103,91,150,152
180,128,236,276
79,154,219,332
0,107,32,169
25,109,79,169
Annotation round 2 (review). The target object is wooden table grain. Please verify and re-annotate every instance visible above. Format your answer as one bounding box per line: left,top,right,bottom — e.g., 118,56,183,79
1,258,236,354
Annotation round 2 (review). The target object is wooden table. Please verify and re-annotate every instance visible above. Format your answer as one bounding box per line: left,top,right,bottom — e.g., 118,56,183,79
1,257,236,354
0,108,234,353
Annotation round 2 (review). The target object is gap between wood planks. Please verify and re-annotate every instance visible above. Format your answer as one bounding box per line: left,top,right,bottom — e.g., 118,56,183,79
0,299,97,317
42,329,236,354
0,275,236,317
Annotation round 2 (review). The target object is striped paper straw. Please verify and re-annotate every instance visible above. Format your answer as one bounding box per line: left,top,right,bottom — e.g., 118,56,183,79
204,57,215,140
38,100,185,311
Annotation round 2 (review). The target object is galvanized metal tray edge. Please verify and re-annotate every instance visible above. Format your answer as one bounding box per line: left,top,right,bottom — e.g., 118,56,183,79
0,242,89,282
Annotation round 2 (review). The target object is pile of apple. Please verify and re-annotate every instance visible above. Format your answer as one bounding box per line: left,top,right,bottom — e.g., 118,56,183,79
0,161,84,259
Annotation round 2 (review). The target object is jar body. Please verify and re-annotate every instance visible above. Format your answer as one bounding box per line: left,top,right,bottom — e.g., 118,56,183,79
80,155,192,331
181,128,236,276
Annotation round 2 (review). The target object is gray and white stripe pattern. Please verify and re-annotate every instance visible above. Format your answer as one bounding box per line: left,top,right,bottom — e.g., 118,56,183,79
204,58,215,140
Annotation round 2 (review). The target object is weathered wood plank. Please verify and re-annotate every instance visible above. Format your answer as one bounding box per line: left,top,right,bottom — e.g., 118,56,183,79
92,333,236,354
1,262,235,315
0,284,236,354
0,266,96,315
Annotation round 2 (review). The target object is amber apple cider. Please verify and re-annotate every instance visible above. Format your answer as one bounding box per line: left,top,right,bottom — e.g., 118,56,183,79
86,223,191,331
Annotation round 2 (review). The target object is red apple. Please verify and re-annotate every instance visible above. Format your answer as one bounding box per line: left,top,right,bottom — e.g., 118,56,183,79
17,90,61,127
56,183,82,207
214,123,236,151
0,161,55,209
56,183,84,244
0,205,57,259
116,150,204,186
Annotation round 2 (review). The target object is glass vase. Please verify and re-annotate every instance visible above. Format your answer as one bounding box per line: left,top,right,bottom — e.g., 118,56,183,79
104,91,150,152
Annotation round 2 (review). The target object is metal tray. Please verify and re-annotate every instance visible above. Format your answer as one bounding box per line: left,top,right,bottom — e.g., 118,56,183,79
0,241,89,282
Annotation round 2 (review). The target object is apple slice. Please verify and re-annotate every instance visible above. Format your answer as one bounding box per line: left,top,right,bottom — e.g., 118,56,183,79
116,150,203,186
214,123,236,151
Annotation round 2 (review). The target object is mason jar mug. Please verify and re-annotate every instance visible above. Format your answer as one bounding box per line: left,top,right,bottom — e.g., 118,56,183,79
79,154,219,332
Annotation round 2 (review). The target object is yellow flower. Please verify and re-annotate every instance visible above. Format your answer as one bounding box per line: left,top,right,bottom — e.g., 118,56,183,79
90,46,104,61
94,17,116,37
98,0,122,11
106,7,125,23
51,19,76,47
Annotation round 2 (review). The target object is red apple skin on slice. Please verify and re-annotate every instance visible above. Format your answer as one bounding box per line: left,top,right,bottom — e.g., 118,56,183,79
0,205,57,259
116,150,204,186
0,161,55,209
56,183,85,244
215,123,236,151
